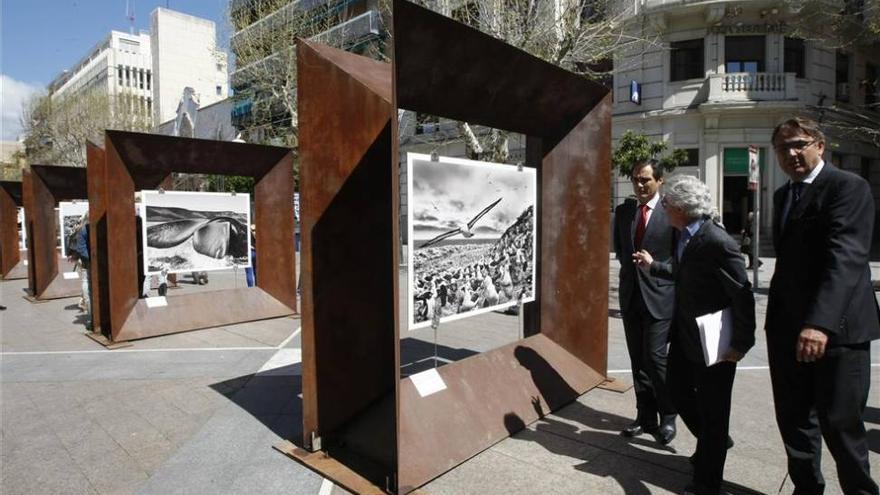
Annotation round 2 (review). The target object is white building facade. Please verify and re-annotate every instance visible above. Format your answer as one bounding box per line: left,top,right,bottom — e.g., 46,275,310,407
150,8,228,124
48,30,154,116
48,8,228,128
612,0,880,243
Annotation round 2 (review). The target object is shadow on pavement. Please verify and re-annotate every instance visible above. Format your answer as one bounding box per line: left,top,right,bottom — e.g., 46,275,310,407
210,365,306,447
507,346,764,495
399,337,478,377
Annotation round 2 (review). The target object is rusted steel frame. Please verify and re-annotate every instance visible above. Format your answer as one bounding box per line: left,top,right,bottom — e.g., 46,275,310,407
298,39,398,488
294,0,611,492
98,131,296,342
86,142,109,335
23,165,88,300
0,181,24,279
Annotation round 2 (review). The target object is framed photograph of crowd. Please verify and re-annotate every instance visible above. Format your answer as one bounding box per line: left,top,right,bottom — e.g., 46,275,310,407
140,191,251,275
58,201,89,258
407,153,536,330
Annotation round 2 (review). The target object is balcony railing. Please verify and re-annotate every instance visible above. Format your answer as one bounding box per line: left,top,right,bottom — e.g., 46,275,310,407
708,72,797,102
310,10,381,49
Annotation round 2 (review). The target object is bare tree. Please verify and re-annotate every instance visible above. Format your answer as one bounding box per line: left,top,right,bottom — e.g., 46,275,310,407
404,0,652,162
787,0,880,146
229,0,385,147
20,90,152,167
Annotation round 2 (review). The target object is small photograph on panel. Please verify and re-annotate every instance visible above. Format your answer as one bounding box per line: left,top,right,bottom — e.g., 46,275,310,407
408,153,536,330
141,191,251,275
17,207,26,250
58,201,89,258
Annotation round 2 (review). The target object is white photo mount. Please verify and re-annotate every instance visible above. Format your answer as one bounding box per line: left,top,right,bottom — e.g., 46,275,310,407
406,152,537,331
140,190,252,276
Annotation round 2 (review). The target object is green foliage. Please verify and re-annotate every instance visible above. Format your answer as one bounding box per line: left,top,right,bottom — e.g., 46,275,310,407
206,175,255,194
612,130,688,177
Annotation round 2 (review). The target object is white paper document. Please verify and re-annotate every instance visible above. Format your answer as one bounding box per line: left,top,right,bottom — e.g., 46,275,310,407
62,272,79,280
145,296,168,308
695,308,733,366
409,368,447,398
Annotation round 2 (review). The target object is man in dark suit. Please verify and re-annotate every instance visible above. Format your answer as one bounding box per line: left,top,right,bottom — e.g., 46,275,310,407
634,174,756,495
767,117,879,495
613,159,677,444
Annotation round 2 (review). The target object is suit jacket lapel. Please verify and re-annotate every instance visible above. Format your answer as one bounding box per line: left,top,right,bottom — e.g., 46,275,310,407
790,164,832,220
679,220,711,268
773,186,786,250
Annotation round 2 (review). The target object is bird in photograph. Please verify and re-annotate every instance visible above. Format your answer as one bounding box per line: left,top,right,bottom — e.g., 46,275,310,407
418,198,502,249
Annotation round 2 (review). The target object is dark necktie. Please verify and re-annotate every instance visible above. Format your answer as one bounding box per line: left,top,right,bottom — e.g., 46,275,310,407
791,182,805,205
634,203,649,250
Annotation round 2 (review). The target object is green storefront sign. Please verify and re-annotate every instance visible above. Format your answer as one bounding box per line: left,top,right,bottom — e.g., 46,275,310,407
724,147,766,175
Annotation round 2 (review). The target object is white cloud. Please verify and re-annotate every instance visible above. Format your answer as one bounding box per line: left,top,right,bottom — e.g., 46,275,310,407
1,74,43,141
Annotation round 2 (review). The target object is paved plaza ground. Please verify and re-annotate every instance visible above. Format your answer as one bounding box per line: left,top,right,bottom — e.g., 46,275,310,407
1,257,878,494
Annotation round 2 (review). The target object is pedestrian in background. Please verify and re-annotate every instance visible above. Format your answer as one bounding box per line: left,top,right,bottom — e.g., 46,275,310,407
634,174,756,495
612,159,677,445
766,117,879,495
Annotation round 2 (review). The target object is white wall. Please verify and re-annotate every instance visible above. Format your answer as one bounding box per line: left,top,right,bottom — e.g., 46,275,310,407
151,8,228,124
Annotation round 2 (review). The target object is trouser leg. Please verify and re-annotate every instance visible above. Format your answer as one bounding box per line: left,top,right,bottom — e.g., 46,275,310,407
815,343,878,495
667,344,700,438
622,291,657,425
642,315,675,417
767,333,825,494
692,361,736,494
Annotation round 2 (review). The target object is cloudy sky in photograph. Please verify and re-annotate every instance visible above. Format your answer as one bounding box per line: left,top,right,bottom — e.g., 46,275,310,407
410,155,535,241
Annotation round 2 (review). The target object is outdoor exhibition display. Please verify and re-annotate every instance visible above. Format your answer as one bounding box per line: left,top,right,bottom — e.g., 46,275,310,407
0,180,27,280
407,153,536,329
22,165,87,301
86,131,296,344
141,190,251,275
58,201,89,258
289,1,611,493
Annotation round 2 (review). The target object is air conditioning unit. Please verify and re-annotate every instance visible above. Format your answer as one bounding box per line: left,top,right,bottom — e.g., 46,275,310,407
836,82,850,100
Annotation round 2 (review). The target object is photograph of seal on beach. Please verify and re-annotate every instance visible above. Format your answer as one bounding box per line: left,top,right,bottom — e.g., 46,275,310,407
407,153,536,330
141,191,251,275
58,201,88,258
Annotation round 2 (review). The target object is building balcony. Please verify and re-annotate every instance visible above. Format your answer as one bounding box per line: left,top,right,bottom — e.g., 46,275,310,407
310,10,381,49
707,72,798,103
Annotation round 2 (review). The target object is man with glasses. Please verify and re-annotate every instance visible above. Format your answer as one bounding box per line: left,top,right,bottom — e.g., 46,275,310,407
767,117,879,494
613,159,677,445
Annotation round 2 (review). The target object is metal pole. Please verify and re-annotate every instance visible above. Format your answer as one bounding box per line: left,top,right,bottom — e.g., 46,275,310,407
752,165,761,288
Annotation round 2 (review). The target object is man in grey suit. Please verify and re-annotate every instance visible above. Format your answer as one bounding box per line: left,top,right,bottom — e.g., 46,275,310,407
767,117,879,495
613,159,677,444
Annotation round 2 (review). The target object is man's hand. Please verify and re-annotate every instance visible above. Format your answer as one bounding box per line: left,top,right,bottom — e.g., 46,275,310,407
632,249,654,268
721,349,744,363
796,327,828,363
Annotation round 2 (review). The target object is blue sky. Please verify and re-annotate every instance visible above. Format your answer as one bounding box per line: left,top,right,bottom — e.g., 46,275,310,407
1,0,230,140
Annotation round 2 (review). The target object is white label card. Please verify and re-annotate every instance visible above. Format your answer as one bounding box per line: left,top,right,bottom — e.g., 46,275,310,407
62,272,79,280
145,296,168,308
409,368,447,398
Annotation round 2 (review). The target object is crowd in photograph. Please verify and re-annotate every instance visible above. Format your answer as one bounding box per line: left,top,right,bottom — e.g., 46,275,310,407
413,207,534,324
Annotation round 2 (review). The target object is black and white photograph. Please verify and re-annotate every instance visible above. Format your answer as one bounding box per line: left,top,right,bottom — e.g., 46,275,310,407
17,207,26,251
407,153,536,330
141,191,251,275
58,201,88,258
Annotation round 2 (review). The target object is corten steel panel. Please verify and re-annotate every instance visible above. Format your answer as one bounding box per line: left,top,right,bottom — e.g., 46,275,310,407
23,165,88,300
118,289,294,340
86,142,110,335
296,1,611,492
537,96,611,371
99,131,297,342
298,40,397,485
392,0,607,145
397,334,605,492
0,181,26,279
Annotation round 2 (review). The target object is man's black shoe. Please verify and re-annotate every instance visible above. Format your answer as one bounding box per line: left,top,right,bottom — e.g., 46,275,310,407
655,418,677,445
622,421,658,437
